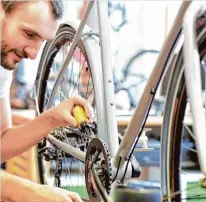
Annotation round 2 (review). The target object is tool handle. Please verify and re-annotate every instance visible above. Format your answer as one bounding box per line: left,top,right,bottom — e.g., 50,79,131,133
73,106,87,127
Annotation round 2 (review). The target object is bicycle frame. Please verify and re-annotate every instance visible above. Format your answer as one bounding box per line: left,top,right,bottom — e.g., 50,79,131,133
46,0,206,180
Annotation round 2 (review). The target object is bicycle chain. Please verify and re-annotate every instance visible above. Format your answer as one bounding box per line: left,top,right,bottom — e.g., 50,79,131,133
52,125,96,142
54,149,63,187
38,124,98,188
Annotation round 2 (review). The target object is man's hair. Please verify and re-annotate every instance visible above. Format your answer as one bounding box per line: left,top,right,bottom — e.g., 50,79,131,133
1,0,64,20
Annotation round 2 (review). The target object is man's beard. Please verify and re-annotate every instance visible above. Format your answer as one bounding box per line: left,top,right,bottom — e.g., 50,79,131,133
1,41,27,71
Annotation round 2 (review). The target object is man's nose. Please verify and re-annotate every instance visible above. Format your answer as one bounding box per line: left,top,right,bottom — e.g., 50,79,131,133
24,42,42,60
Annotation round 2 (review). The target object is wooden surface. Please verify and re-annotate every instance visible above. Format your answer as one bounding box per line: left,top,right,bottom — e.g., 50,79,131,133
117,114,192,127
117,115,163,127
10,109,169,127
6,146,39,183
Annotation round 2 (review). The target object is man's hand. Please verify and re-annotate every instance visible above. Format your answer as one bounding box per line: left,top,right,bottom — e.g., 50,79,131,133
1,96,94,162
1,170,83,202
44,96,94,128
23,184,83,202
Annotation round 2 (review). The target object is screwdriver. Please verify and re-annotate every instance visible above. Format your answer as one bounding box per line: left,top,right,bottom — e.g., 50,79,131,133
73,106,91,135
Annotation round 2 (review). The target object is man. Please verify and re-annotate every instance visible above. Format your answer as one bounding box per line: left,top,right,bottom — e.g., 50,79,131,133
0,1,93,201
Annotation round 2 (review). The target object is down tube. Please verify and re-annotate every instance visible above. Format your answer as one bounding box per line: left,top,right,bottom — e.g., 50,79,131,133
97,1,119,157
113,1,191,167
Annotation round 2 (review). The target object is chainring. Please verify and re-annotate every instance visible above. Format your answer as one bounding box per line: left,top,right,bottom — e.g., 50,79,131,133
85,138,112,202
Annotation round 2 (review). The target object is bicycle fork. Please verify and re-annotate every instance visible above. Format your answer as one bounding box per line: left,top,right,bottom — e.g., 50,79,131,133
183,1,206,176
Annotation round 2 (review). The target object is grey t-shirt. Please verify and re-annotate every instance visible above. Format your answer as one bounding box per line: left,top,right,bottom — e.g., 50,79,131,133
0,65,13,98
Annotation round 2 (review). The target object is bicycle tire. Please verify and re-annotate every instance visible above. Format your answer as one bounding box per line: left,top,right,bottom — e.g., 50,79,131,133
122,49,159,110
123,49,159,78
35,24,103,201
161,26,206,202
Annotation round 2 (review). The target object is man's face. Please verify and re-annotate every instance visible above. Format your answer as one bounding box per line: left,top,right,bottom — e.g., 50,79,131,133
1,1,59,70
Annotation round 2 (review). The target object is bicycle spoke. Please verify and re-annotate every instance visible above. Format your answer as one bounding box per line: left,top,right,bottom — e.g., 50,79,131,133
181,144,197,153
67,55,75,98
78,49,82,93
183,121,196,140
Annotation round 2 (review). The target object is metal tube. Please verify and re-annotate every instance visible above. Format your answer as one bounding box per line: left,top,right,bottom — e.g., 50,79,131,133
48,135,85,162
97,1,119,157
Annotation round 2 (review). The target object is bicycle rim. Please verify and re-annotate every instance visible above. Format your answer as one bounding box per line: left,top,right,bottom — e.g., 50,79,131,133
161,27,206,202
123,50,159,110
36,25,97,201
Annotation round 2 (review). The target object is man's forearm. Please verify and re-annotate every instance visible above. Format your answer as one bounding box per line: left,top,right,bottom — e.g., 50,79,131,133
1,170,38,202
1,170,11,201
1,113,56,163
1,170,21,201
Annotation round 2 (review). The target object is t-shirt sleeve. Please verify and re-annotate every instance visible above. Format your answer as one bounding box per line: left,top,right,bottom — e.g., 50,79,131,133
0,66,13,98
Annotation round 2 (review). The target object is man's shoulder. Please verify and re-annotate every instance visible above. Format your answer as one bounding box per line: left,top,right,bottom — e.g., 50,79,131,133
0,65,13,81
0,65,13,98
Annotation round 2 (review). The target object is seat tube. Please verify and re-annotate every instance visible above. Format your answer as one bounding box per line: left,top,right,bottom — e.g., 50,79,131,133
97,1,119,157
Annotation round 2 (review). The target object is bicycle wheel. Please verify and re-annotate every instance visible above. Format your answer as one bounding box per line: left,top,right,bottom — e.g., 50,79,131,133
35,24,102,201
122,49,159,110
161,27,206,201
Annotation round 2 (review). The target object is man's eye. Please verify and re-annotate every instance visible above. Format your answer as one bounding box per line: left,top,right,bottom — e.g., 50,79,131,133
25,31,35,39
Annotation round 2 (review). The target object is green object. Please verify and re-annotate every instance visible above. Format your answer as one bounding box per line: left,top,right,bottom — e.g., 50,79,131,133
187,181,206,202
65,186,89,200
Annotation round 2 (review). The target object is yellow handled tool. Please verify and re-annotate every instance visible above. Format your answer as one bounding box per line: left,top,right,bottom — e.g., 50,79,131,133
73,106,87,127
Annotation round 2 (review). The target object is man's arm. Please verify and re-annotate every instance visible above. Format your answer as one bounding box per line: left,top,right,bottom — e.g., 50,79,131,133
12,113,33,126
1,98,55,163
1,96,93,163
1,169,83,202
1,169,37,201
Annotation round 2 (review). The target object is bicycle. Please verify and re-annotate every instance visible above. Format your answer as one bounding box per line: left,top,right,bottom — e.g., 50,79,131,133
107,1,162,114
108,1,161,113
114,49,161,113
33,1,206,201
108,0,127,33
